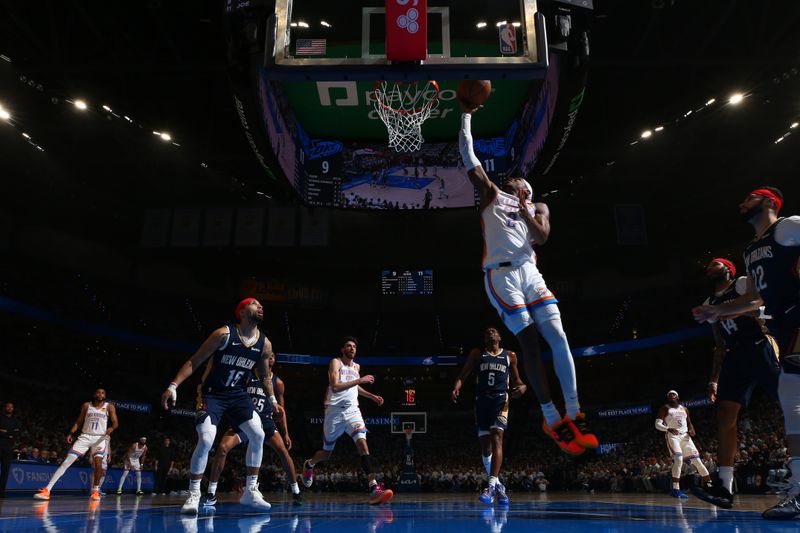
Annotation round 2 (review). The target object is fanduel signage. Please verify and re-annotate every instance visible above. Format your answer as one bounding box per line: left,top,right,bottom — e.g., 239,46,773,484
5,464,154,491
596,405,652,418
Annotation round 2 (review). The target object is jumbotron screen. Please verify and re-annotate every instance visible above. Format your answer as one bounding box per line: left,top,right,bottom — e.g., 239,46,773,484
381,270,434,296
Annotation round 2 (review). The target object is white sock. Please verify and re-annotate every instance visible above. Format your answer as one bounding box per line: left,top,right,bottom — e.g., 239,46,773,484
118,470,129,490
135,471,142,491
290,482,300,495
189,479,201,493
489,476,498,488
482,455,492,479
46,453,78,490
718,466,734,493
541,402,562,427
92,485,99,493
565,396,581,420
208,481,218,495
98,475,106,489
369,479,377,488
672,481,680,490
246,475,258,490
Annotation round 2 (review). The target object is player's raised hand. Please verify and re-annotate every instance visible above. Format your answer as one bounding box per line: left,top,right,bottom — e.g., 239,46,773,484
457,97,482,114
360,375,375,385
373,395,384,406
510,384,527,399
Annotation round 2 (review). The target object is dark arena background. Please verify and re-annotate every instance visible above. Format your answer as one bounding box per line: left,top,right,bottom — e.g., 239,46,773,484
2,1,800,532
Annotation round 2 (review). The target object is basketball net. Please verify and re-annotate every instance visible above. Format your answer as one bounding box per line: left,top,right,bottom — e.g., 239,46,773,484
374,80,440,152
403,427,414,443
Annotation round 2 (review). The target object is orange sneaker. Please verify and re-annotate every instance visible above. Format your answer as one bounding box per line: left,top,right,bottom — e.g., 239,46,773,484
90,490,101,501
368,483,394,505
568,412,599,449
542,418,585,455
33,488,51,500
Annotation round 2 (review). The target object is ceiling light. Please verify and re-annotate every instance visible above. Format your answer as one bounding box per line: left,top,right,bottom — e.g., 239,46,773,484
290,22,298,27
0,108,10,121
705,98,715,106
298,21,309,28
654,126,664,132
160,132,171,141
791,122,798,129
496,21,508,27
320,21,331,28
22,132,30,139
74,99,87,110
640,130,652,139
512,22,521,27
102,105,112,112
476,22,487,28
728,93,744,105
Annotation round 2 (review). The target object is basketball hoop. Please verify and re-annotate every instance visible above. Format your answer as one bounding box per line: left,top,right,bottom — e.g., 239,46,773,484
374,80,440,153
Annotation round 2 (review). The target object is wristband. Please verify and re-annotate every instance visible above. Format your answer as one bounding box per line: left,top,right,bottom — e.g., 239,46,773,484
168,382,177,390
270,395,278,405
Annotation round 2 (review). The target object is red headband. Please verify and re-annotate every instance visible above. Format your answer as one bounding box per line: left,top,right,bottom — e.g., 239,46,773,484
751,188,783,212
711,258,736,277
235,298,257,320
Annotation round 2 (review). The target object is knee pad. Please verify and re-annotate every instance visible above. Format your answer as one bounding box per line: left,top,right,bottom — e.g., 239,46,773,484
191,417,218,475
239,413,265,468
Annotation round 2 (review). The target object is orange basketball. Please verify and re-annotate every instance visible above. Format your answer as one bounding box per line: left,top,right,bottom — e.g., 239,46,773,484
456,80,492,106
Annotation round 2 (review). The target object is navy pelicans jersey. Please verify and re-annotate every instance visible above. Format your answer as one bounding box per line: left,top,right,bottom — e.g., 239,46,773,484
706,277,767,345
475,349,510,396
200,325,264,394
743,218,800,316
245,373,278,421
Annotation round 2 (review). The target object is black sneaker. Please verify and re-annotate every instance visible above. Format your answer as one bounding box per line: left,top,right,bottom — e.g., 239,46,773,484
762,495,800,520
691,485,733,509
292,491,303,506
201,493,217,508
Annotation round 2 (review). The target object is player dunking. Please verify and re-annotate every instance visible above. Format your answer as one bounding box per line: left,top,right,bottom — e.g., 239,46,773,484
655,390,713,498
161,298,282,514
451,327,526,505
458,102,597,455
34,388,118,501
693,186,800,519
116,437,148,495
203,352,302,507
692,258,779,508
301,337,393,505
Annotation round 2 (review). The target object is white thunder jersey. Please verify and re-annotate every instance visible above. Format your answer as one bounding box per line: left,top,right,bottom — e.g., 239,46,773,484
129,444,146,460
665,405,688,435
82,402,109,436
325,359,360,408
481,190,538,270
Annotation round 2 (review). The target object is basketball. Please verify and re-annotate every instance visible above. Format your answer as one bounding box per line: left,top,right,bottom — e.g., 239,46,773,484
456,79,492,107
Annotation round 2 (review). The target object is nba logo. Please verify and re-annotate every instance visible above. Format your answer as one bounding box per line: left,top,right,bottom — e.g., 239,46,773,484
498,24,517,54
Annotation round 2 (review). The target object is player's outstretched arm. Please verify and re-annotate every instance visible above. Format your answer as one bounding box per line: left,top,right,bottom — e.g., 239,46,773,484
161,326,228,409
67,403,89,443
357,386,384,406
458,105,498,208
256,337,283,417
508,351,528,398
708,323,727,403
451,348,481,402
107,403,118,435
692,275,762,323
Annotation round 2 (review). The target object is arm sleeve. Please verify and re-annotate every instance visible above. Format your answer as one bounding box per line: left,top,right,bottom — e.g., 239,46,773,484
655,419,669,432
734,276,749,295
774,216,800,246
458,114,481,170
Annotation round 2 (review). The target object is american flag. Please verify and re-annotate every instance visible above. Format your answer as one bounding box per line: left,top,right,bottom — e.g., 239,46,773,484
296,39,327,55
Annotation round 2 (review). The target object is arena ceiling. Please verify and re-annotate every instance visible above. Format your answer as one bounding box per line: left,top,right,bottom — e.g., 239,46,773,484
2,0,800,272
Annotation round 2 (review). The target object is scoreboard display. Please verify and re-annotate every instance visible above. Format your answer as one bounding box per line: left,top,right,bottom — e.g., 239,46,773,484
381,270,433,296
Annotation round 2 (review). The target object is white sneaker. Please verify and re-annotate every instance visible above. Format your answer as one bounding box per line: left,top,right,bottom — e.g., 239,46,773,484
239,486,271,511
181,491,201,514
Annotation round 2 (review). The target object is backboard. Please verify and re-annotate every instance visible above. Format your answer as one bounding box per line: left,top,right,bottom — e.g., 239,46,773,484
266,0,548,81
391,411,428,434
